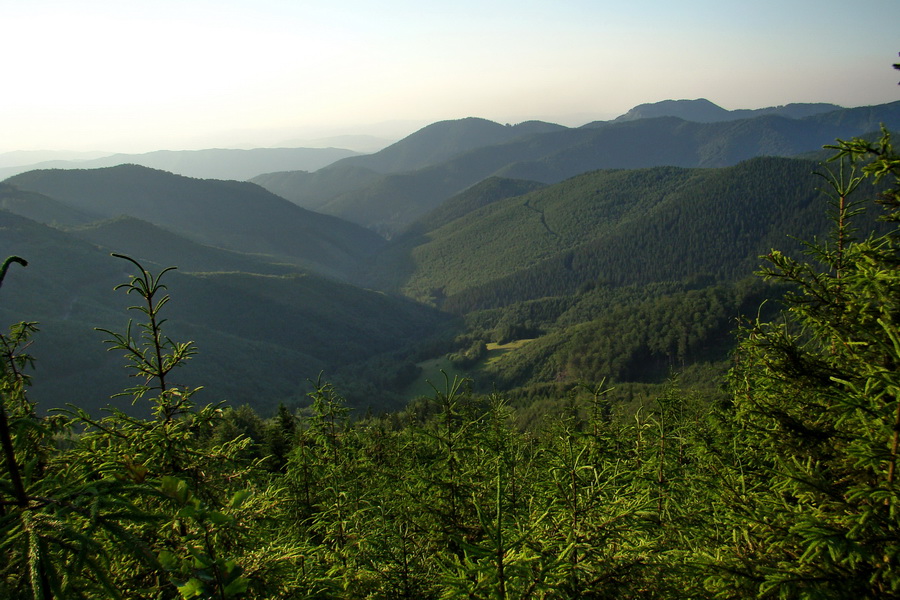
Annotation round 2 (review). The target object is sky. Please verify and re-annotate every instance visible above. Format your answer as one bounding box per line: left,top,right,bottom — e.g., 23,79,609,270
2,0,898,154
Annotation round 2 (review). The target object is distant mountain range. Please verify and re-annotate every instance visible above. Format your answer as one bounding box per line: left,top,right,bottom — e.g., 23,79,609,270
0,150,111,168
251,99,900,236
608,98,843,123
330,118,569,174
0,146,362,181
273,134,401,154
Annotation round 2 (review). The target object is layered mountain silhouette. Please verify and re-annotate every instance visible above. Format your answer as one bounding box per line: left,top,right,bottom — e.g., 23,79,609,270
0,182,100,226
252,100,900,236
5,165,384,280
0,146,361,181
609,98,842,123
328,117,568,174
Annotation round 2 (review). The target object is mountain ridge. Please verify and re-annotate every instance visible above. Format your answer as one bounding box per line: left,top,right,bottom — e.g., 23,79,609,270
365,156,888,310
608,98,843,124
5,164,385,280
3,96,898,411
252,100,900,236
0,146,361,181
324,117,569,175
67,215,300,276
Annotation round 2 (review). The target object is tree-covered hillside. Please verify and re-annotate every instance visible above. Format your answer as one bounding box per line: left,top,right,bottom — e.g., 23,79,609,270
2,153,892,413
609,97,842,123
0,210,451,415
67,216,300,276
2,94,897,411
0,182,100,226
252,101,900,235
373,157,885,311
6,165,384,281
361,155,890,403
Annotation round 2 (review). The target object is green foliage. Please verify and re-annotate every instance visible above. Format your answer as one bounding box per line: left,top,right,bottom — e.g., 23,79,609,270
0,258,158,599
97,253,198,410
0,255,301,599
713,130,900,597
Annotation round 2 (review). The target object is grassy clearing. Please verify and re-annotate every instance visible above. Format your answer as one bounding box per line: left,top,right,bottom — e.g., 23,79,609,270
402,339,536,400
484,339,535,366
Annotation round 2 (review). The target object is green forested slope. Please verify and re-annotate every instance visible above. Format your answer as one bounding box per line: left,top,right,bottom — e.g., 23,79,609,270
5,165,385,280
364,177,548,292
252,101,900,235
406,176,549,234
0,182,100,226
68,216,299,276
381,165,698,302
472,280,772,391
380,156,887,397
2,132,896,597
326,117,568,174
382,157,883,312
0,210,449,415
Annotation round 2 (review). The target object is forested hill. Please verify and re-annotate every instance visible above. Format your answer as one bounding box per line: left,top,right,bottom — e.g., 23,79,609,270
0,182,100,226
367,156,887,311
251,100,900,236
5,164,384,281
2,127,898,597
5,154,883,410
325,117,568,174
67,216,301,277
2,100,897,412
609,98,843,123
0,208,450,415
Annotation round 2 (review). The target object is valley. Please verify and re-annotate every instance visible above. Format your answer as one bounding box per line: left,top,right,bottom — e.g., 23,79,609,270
1,98,898,418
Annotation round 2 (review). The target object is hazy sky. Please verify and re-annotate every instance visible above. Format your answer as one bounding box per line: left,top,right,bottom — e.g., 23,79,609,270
2,0,898,153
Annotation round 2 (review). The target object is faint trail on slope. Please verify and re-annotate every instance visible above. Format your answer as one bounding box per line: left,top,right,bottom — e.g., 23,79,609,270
523,198,559,239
